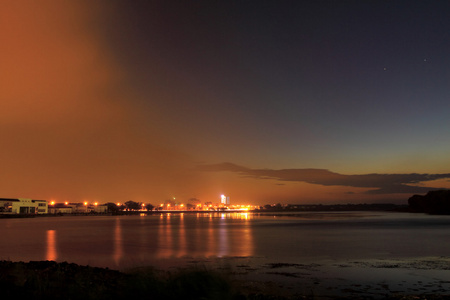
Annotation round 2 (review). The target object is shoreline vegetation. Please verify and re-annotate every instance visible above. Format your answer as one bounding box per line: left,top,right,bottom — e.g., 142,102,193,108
1,260,449,300
0,260,243,300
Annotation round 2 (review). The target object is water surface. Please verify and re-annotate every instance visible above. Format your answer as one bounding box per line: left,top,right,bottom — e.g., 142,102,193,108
1,211,449,270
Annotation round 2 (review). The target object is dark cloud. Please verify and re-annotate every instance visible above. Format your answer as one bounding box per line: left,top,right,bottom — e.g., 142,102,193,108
198,163,450,194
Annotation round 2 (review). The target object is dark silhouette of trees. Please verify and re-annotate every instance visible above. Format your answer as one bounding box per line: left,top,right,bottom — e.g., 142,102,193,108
408,190,450,214
186,203,196,210
263,204,273,210
124,200,141,211
106,202,119,213
104,201,157,214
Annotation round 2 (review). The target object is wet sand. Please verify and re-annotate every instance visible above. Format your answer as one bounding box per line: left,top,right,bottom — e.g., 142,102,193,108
156,255,450,299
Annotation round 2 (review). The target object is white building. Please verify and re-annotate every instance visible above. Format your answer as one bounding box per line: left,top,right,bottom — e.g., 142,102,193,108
0,198,48,214
221,195,230,205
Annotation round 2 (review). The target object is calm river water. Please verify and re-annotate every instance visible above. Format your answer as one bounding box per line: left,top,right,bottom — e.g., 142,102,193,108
1,211,450,270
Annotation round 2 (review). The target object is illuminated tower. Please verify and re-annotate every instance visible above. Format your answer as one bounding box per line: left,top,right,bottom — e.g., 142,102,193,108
221,195,230,205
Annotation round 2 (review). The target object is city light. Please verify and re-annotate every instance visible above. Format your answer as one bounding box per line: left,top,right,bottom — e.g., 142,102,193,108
46,197,258,213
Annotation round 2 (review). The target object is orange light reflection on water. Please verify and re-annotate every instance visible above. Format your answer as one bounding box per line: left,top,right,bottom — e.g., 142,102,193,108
113,218,123,266
113,212,254,262
178,213,187,257
46,229,57,261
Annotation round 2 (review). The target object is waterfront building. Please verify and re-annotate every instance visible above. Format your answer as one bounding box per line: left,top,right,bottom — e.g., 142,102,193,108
48,202,108,214
0,198,48,214
48,203,74,214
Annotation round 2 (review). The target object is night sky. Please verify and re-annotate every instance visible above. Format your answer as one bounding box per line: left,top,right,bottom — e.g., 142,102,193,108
1,0,450,205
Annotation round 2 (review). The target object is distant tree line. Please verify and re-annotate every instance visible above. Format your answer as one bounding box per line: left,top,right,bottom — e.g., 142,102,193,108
106,201,154,214
258,203,405,212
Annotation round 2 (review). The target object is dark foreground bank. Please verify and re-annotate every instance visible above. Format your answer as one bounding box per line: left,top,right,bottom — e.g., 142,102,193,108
0,260,245,300
0,260,449,300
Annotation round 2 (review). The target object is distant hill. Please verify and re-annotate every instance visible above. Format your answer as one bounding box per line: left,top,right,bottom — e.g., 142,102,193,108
408,190,450,215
